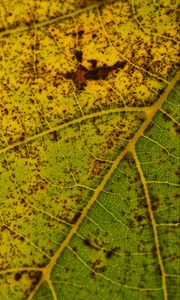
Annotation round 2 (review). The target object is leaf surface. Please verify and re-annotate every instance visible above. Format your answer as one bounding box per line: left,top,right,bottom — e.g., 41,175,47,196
0,0,179,299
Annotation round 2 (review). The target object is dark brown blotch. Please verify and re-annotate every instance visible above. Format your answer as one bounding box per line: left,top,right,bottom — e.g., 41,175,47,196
104,247,120,258
89,258,105,274
173,122,180,134
71,211,81,223
28,271,42,285
75,50,83,63
14,272,22,281
88,59,97,69
84,238,100,251
151,195,160,210
64,60,126,90
78,30,84,38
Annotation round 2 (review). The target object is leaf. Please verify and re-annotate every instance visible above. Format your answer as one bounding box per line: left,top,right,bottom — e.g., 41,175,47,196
0,0,179,299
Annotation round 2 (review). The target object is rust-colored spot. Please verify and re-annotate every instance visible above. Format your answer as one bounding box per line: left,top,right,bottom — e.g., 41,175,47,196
64,61,126,89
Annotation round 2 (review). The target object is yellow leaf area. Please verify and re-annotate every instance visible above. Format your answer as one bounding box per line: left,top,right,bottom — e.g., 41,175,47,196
0,0,179,300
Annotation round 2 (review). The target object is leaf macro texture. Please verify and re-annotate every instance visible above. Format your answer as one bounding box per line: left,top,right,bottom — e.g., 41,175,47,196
0,0,179,299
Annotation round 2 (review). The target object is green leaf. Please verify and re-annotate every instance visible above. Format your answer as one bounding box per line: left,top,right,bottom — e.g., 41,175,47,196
0,0,179,299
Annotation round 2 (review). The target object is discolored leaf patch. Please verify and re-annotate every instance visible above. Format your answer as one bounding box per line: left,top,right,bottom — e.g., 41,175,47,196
0,0,179,299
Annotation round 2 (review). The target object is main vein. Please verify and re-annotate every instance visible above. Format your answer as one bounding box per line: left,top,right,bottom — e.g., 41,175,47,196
27,71,179,299
132,150,168,300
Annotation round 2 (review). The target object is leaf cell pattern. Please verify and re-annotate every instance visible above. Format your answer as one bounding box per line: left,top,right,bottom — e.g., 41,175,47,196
0,0,179,299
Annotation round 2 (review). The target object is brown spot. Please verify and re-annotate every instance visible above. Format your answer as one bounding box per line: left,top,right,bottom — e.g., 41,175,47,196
151,195,160,210
114,61,127,69
85,61,123,80
28,271,42,285
105,250,114,258
71,211,81,223
64,71,75,80
89,258,105,274
64,61,125,89
156,265,162,276
49,131,59,142
162,113,171,121
78,30,84,38
84,239,100,251
88,59,97,69
95,266,105,273
91,160,106,176
15,272,22,281
173,123,180,134
4,108,9,115
71,65,87,89
65,267,69,273
75,50,83,63
146,123,155,131
136,215,146,222
152,246,158,257
104,247,120,258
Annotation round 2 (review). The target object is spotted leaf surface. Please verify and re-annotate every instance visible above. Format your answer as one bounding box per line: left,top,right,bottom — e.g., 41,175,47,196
0,0,179,299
